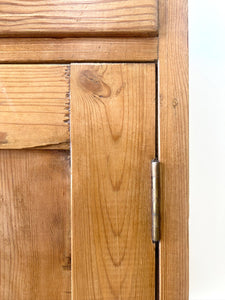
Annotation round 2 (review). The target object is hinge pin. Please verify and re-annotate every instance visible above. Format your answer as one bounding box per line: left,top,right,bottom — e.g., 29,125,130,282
151,159,160,243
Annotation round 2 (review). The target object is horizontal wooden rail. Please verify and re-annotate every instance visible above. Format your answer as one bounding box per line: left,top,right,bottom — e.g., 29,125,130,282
0,38,158,63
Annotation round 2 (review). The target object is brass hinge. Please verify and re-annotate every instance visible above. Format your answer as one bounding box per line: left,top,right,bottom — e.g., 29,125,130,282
151,159,160,243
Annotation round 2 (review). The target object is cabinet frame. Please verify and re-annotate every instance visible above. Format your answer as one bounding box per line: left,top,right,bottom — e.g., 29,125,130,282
0,0,189,298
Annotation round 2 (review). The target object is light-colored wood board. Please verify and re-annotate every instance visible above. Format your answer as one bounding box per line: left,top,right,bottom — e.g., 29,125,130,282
0,38,158,63
0,0,158,37
71,63,156,299
0,150,71,299
159,0,189,299
0,65,70,149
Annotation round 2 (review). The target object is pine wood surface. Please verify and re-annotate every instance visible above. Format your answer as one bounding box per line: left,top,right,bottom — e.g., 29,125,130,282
0,65,70,149
0,150,71,300
0,0,158,37
71,63,156,299
159,0,189,299
0,38,158,63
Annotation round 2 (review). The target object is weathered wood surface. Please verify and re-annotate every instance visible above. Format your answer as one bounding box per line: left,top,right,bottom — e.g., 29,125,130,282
0,0,158,37
0,150,71,299
71,63,156,299
0,65,70,149
159,0,189,299
0,38,158,63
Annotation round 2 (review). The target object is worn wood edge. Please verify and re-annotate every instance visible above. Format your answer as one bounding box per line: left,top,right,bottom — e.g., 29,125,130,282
158,0,189,299
34,142,70,150
0,37,158,63
10,142,70,150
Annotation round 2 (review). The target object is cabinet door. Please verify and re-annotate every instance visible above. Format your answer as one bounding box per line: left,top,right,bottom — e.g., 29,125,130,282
0,63,156,299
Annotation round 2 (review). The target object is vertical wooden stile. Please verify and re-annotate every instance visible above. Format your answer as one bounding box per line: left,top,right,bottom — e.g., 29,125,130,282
159,0,189,299
70,63,156,299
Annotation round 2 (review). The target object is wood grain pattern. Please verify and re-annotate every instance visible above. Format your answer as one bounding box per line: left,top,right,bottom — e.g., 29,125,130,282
0,37,158,63
0,0,158,37
0,65,70,149
71,63,156,299
158,0,189,299
0,150,71,299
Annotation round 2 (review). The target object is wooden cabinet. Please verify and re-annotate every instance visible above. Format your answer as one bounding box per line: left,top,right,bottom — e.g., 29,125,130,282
0,1,188,299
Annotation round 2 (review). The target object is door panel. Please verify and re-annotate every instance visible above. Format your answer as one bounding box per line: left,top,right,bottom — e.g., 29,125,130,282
70,63,156,299
0,150,71,299
0,1,158,38
0,65,70,149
